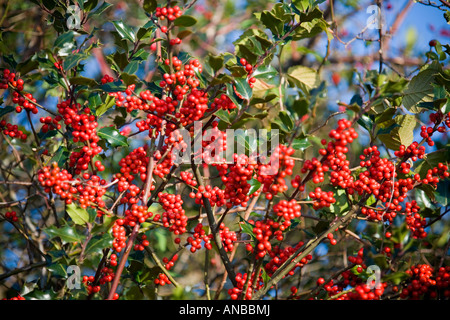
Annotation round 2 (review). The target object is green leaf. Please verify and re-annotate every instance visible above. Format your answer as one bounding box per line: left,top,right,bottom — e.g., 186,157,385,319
143,0,157,13
92,215,118,234
382,272,410,285
403,62,441,113
414,149,450,178
287,65,319,93
98,126,128,147
435,180,449,207
96,94,116,117
50,146,70,167
233,78,253,101
120,73,139,86
206,54,225,73
16,57,39,76
123,60,142,74
85,234,114,255
225,83,244,108
248,178,261,195
378,114,416,150
88,1,112,18
112,20,136,42
69,76,97,87
66,203,90,225
54,31,74,49
312,220,329,235
84,0,99,12
63,53,87,71
99,81,127,92
174,15,197,27
239,217,256,240
47,263,68,278
291,138,311,151
215,109,232,124
0,106,15,117
45,225,86,244
259,8,285,36
252,65,278,79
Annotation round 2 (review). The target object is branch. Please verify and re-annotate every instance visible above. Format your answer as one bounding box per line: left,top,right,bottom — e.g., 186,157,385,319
191,160,238,287
251,204,362,300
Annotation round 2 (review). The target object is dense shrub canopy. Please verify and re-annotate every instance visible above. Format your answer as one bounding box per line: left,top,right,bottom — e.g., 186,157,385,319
0,0,449,301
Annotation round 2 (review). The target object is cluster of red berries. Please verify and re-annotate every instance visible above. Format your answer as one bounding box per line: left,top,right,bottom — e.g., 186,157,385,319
155,254,179,286
2,294,26,300
115,172,142,204
420,111,450,146
218,222,237,252
228,271,264,300
326,232,337,246
54,100,103,175
314,249,386,300
155,5,183,22
186,223,213,252
1,69,24,90
0,120,27,140
4,211,18,222
272,199,301,222
246,220,275,259
158,192,188,238
215,154,259,208
178,90,208,126
37,163,107,208
400,264,450,299
325,121,357,185
309,187,336,210
153,147,175,178
98,266,115,285
12,91,38,114
124,204,153,226
422,163,449,188
394,142,426,162
82,273,118,299
258,145,295,200
197,121,228,164
404,201,427,239
100,74,114,84
112,219,127,252
154,272,172,286
264,242,312,278
239,58,257,88
134,234,150,251
1,69,38,114
163,254,178,271
295,120,356,193
180,171,197,187
210,94,237,111
82,275,101,295
190,184,226,208
354,146,401,202
118,146,150,182
39,115,62,134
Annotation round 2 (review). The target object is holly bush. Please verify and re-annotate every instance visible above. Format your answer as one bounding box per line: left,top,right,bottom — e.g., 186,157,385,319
0,0,449,301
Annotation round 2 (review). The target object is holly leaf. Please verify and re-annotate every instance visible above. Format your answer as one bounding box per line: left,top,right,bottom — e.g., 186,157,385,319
66,203,90,225
403,62,441,113
45,225,86,244
49,146,70,167
291,137,311,151
112,20,136,42
248,178,262,195
98,126,128,147
174,15,197,27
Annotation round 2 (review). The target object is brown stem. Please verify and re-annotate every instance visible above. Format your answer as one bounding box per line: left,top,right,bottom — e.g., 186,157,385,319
106,224,140,300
